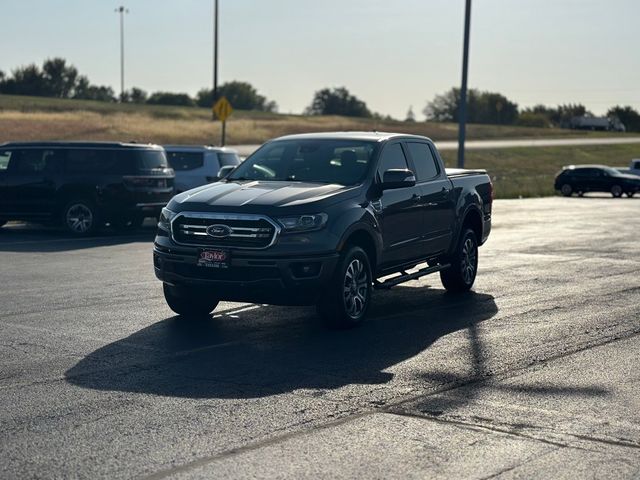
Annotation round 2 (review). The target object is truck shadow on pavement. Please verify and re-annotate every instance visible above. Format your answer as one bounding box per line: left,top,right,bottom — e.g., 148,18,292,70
66,287,504,399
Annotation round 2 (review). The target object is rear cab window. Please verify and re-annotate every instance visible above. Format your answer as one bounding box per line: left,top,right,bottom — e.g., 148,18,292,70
406,142,440,181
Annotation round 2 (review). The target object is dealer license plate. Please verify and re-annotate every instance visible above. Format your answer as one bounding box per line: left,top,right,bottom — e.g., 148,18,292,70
197,248,230,269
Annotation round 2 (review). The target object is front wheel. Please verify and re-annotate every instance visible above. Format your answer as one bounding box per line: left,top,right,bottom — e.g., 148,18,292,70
163,283,219,317
440,228,478,293
317,246,372,329
611,185,623,198
626,192,635,198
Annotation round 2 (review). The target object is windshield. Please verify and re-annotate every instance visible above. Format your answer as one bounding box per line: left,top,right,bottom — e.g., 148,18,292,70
603,167,622,176
227,139,378,185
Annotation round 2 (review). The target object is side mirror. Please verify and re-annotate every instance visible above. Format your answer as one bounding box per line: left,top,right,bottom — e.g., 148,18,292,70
381,169,416,190
217,165,236,180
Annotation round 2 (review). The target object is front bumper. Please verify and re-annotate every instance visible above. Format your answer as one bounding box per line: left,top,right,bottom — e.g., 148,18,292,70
153,243,339,306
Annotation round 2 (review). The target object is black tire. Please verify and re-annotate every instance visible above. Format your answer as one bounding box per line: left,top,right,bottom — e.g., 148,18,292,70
163,283,219,317
626,192,635,198
611,185,623,198
317,246,372,329
62,199,100,236
440,228,478,293
560,184,573,197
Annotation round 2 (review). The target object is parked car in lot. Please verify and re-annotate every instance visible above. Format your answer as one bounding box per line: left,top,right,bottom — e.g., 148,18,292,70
616,159,640,176
164,145,241,193
153,132,493,328
0,141,175,235
554,164,640,198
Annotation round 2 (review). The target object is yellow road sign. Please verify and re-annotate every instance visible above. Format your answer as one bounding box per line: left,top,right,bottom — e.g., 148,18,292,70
212,96,233,122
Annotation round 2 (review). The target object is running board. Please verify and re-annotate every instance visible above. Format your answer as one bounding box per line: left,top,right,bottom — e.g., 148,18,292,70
373,263,450,290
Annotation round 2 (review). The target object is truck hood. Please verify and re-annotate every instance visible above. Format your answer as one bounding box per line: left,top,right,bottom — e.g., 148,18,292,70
171,180,360,211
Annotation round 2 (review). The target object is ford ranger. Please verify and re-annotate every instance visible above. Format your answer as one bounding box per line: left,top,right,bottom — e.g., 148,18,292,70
153,132,492,328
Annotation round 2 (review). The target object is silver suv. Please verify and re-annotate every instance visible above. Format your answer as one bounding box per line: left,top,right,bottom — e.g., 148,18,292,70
163,145,241,193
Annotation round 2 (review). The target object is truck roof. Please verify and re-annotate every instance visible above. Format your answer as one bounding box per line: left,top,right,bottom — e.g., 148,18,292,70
271,131,434,143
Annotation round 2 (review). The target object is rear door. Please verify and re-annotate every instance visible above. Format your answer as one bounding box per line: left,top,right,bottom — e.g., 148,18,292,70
377,142,425,266
405,141,454,255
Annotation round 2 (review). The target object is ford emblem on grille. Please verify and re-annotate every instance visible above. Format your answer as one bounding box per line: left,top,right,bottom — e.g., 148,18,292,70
206,224,233,238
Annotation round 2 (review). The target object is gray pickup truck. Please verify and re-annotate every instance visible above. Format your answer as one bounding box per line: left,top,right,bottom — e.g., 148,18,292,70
154,132,493,328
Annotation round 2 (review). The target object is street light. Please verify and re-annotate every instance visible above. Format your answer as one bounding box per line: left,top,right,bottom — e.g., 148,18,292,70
457,0,472,168
115,6,129,102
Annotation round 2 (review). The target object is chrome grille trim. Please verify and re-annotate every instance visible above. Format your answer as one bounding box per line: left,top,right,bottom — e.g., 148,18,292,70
170,212,281,249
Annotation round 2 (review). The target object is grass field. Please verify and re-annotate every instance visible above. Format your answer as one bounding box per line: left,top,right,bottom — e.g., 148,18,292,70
1,94,637,199
0,94,623,145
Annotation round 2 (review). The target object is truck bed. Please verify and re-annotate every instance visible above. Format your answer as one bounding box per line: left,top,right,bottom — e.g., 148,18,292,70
445,168,487,178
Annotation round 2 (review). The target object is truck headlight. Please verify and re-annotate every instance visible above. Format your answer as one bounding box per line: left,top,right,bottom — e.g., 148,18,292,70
276,213,328,233
158,207,177,232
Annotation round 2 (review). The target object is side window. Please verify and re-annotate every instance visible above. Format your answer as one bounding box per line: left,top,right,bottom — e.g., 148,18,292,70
65,149,120,174
11,149,58,174
0,150,12,171
167,152,204,171
406,142,439,181
377,143,409,179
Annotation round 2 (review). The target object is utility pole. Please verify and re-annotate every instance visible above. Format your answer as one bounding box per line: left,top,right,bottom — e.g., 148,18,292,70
115,6,128,102
457,0,472,168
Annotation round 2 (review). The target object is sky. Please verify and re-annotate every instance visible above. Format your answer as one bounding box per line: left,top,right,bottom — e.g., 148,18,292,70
1,0,639,119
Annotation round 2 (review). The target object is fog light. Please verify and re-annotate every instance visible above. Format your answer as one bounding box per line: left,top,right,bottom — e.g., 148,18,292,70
291,262,321,278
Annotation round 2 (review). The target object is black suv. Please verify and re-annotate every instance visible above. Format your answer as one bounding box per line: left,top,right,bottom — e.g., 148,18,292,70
0,142,175,234
555,164,640,198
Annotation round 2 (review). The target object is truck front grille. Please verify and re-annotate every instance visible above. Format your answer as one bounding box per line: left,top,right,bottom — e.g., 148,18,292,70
171,213,279,249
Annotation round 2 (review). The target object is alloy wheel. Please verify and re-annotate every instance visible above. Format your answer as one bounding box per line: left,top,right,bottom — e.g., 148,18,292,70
460,237,478,285
343,258,369,319
66,204,93,234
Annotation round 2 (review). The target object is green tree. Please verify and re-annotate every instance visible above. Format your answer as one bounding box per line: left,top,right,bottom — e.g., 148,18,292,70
146,91,194,106
196,81,277,112
121,87,148,104
0,64,48,96
405,106,416,122
306,87,371,117
42,57,78,98
607,105,640,132
424,88,518,125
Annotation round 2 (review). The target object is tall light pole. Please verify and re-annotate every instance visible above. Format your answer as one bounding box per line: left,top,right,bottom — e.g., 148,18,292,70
115,6,128,102
212,0,219,118
457,0,472,168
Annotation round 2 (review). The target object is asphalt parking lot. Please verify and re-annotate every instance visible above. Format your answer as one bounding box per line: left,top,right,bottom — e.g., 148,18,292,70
1,196,639,479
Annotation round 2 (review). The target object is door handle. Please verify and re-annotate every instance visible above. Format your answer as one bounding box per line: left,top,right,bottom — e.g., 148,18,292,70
411,193,421,203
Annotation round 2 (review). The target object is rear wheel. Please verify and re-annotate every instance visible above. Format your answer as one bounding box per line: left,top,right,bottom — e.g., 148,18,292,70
317,246,372,329
62,199,99,236
560,184,573,197
611,185,623,198
163,283,219,317
440,228,478,293
626,192,635,198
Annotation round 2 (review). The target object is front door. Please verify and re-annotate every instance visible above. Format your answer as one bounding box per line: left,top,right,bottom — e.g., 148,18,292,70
377,142,425,267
